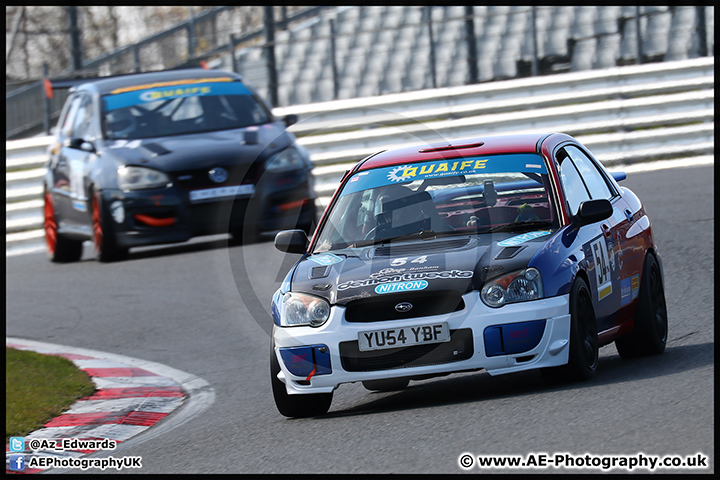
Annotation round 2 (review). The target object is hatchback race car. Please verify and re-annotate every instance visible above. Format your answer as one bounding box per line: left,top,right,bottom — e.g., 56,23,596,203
43,69,316,262
270,133,668,418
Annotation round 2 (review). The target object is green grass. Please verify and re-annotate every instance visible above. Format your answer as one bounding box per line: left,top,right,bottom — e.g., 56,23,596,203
5,347,96,442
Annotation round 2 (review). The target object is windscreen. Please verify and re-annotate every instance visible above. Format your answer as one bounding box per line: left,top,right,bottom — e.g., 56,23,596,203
101,78,272,139
313,154,559,253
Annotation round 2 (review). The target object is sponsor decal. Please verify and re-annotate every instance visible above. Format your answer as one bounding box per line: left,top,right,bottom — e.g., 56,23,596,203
620,274,640,306
341,153,549,197
309,253,343,266
497,230,552,247
590,237,613,301
103,81,252,112
338,269,474,290
375,280,428,294
387,160,489,183
139,86,211,102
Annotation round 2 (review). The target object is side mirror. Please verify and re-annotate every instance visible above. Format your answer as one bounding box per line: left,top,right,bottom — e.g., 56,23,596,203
284,114,298,127
64,137,95,152
274,229,309,254
575,199,613,226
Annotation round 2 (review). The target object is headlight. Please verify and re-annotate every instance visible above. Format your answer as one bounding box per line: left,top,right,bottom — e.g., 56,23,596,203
481,268,543,308
266,146,306,172
118,166,171,190
280,292,331,327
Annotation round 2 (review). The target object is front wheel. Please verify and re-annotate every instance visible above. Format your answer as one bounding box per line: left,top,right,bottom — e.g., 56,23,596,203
270,349,332,418
615,254,668,358
542,277,598,383
92,192,128,262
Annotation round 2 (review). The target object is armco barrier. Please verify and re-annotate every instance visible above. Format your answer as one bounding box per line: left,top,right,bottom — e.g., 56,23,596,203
6,57,714,246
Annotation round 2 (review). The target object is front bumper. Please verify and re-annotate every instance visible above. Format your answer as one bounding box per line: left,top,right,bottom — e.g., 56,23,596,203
272,293,571,395
101,180,315,249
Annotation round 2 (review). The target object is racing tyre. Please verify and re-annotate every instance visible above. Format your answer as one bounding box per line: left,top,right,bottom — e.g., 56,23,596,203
270,349,332,418
542,278,598,383
92,191,128,262
615,254,668,358
44,192,83,263
362,378,410,392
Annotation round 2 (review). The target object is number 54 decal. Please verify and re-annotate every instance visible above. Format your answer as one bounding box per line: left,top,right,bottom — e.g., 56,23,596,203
590,237,612,300
390,255,428,267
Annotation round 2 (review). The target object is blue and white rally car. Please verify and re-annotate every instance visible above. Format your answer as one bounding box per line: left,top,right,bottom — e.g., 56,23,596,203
270,133,668,418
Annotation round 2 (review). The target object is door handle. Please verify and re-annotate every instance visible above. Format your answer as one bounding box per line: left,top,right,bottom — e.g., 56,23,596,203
601,223,612,238
624,209,634,223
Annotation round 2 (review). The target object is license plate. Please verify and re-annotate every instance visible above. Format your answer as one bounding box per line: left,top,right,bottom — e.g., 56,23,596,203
189,185,254,203
358,323,450,352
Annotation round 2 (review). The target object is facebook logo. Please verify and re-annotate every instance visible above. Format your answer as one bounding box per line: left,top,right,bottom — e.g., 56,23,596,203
9,436,25,452
8,454,25,471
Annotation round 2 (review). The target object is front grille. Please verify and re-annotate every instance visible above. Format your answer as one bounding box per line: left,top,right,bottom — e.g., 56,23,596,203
172,163,261,190
344,290,465,322
339,328,473,372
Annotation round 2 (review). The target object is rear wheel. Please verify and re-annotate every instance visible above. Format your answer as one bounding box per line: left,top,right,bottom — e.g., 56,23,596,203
270,348,332,418
92,192,128,262
542,278,598,383
362,378,410,392
44,192,83,263
615,254,668,358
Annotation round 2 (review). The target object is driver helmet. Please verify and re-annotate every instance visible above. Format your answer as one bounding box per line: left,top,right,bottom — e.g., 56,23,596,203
106,109,137,138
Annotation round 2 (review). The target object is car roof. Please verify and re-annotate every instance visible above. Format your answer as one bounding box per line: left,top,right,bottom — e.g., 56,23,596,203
77,69,243,95
357,133,553,171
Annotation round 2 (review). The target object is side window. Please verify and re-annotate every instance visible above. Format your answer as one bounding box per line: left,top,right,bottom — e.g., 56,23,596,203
60,95,82,137
557,149,590,216
565,146,613,200
71,94,94,139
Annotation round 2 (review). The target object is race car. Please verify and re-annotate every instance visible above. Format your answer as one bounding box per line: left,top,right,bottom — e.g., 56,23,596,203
271,133,668,418
43,69,317,262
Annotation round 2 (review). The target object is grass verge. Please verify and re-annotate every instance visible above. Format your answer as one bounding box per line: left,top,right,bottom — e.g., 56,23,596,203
5,347,96,442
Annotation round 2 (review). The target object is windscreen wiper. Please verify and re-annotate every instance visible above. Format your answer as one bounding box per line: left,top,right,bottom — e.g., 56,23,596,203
483,220,554,234
350,229,461,248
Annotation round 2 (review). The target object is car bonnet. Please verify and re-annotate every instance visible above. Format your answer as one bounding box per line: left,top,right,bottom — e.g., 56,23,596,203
289,230,558,306
103,123,293,171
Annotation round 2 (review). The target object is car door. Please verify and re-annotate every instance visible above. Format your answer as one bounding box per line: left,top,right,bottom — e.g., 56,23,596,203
54,92,96,229
556,145,631,334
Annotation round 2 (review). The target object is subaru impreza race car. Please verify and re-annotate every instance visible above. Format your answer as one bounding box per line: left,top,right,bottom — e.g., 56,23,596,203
270,133,668,418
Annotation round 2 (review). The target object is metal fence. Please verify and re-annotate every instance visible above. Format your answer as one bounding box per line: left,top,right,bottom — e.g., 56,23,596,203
5,6,714,140
5,6,327,139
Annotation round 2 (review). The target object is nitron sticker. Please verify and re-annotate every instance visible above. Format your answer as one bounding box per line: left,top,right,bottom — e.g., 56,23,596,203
497,230,552,247
374,280,429,294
